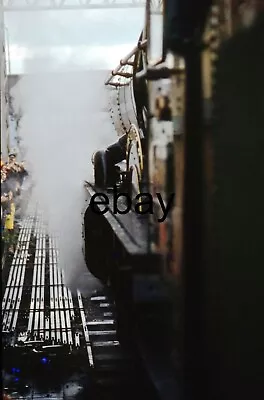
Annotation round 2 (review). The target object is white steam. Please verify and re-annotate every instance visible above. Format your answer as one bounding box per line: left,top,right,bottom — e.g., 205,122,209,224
11,70,117,294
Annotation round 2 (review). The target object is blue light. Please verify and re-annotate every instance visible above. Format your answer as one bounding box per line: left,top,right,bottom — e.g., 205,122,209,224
14,377,19,382
11,367,20,374
40,357,48,364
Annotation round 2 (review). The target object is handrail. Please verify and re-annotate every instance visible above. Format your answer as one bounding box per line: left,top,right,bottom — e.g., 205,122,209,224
106,82,130,87
105,39,147,86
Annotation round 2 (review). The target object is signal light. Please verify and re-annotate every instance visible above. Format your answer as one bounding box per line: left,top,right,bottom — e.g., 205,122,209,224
40,357,48,364
11,368,20,374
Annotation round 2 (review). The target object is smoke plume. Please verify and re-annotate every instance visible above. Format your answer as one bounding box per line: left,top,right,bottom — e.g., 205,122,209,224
11,69,117,294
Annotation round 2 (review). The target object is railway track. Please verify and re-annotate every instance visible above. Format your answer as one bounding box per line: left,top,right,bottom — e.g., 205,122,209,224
2,203,158,399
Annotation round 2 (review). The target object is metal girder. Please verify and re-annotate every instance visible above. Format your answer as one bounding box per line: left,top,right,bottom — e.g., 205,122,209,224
2,0,148,11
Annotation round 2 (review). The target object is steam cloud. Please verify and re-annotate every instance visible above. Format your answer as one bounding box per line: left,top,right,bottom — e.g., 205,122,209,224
11,69,117,294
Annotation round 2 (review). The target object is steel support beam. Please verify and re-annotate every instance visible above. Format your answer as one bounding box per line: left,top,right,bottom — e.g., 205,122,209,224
2,0,149,12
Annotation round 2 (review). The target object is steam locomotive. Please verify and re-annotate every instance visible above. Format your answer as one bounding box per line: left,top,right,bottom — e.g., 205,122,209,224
83,1,264,399
82,0,225,300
